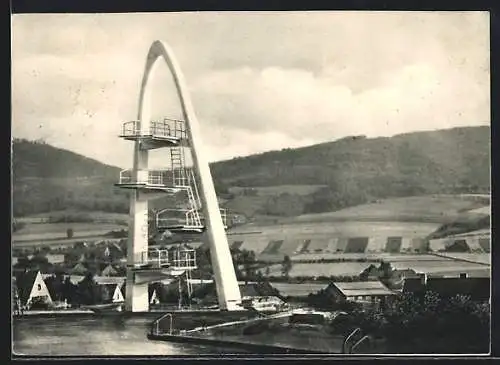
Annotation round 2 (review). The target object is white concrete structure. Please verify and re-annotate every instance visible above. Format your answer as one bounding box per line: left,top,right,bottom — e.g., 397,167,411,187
117,41,241,312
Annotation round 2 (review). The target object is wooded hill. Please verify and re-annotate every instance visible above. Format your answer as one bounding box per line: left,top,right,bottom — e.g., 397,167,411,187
12,126,490,218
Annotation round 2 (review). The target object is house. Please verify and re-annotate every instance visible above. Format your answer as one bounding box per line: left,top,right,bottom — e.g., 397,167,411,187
45,254,65,265
70,262,88,275
14,270,53,309
95,242,124,261
403,273,490,301
112,283,125,303
100,264,119,277
94,283,124,304
269,282,327,300
325,280,397,308
150,288,160,305
93,277,125,304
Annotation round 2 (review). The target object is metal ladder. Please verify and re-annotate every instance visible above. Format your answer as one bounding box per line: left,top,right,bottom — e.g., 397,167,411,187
170,146,202,227
170,147,186,186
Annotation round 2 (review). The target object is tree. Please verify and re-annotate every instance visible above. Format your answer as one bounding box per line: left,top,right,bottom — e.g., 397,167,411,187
241,250,257,284
77,272,98,305
62,277,78,305
281,255,293,279
378,261,393,286
355,291,490,354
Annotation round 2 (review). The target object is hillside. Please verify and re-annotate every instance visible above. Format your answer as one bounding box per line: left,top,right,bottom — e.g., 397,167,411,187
11,126,490,219
12,139,129,216
212,126,490,217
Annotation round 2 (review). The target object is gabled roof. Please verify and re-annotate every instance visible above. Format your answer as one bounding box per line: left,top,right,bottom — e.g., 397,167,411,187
100,264,119,276
71,262,88,274
270,282,327,297
426,277,490,300
15,271,39,305
94,276,125,285
45,254,65,264
332,280,396,297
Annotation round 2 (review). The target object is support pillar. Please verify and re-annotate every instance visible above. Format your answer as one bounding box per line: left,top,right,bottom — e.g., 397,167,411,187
125,140,150,312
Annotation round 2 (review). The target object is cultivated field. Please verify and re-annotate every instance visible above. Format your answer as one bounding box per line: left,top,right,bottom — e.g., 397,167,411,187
431,252,491,265
15,210,128,224
229,185,327,196
231,221,441,238
12,222,124,243
260,254,490,278
229,221,441,258
279,195,490,225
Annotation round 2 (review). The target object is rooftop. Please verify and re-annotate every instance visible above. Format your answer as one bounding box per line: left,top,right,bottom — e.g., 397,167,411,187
270,282,327,297
332,280,396,297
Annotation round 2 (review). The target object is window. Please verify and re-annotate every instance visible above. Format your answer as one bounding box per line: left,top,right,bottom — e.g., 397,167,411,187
37,284,42,291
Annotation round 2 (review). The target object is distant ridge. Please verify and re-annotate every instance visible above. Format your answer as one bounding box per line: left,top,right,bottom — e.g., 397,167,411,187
12,126,490,218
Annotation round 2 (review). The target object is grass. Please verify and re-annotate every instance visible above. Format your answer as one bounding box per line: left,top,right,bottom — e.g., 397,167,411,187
17,210,128,222
12,235,120,248
259,253,490,278
280,195,490,225
12,222,124,242
229,185,326,196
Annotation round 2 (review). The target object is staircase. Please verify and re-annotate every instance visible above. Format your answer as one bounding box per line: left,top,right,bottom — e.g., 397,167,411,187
170,146,202,228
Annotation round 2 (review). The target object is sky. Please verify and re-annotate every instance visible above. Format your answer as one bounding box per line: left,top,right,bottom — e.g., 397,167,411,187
11,11,490,168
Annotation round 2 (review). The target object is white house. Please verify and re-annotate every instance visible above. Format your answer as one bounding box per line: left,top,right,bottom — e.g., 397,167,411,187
14,270,53,309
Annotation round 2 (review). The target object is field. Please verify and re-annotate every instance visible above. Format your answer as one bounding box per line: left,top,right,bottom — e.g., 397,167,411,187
12,222,125,243
431,252,491,265
260,253,490,278
228,221,441,259
15,210,128,224
229,185,326,196
279,195,490,225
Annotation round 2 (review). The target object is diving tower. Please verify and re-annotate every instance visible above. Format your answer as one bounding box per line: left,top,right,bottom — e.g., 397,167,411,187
116,40,241,312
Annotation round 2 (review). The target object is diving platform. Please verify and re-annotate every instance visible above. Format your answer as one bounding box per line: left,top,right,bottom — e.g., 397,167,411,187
115,169,186,193
119,119,187,149
156,208,228,233
128,246,197,284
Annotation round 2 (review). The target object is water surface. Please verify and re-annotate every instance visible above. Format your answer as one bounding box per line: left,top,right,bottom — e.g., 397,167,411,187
13,316,246,356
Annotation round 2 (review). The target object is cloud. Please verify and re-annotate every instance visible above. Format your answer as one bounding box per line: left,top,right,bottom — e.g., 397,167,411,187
11,11,490,168
192,61,489,144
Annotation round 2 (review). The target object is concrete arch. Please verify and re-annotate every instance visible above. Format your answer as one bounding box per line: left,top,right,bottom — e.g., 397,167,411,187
132,40,241,310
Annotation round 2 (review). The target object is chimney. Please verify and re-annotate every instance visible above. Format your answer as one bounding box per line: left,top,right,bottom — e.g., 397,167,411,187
459,273,467,279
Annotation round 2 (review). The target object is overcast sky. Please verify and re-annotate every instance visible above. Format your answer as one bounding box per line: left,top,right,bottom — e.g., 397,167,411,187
12,11,490,168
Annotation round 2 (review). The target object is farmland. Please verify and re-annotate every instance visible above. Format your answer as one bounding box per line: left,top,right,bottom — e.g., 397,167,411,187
229,220,441,259
12,222,125,243
231,221,441,238
260,253,490,278
15,210,128,224
228,185,326,196
279,195,490,225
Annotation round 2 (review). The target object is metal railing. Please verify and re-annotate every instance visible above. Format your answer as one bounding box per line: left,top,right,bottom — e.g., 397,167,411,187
118,169,175,186
156,208,228,229
172,168,191,187
153,313,174,335
130,249,170,268
120,119,187,140
131,248,197,270
171,248,197,270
